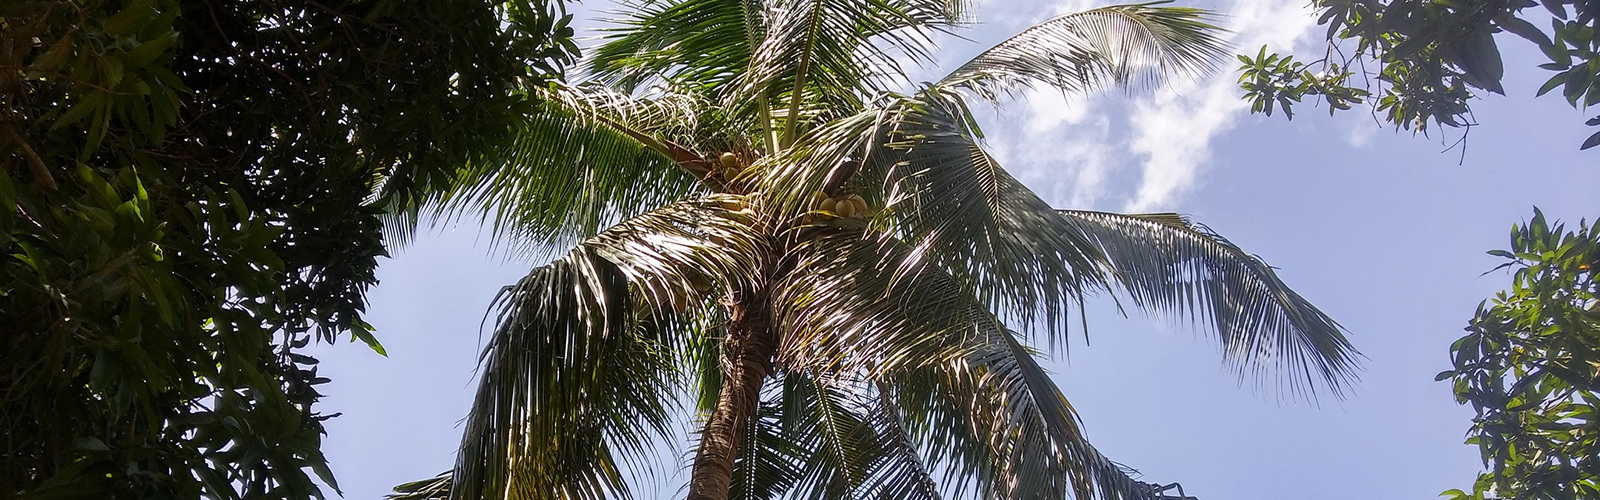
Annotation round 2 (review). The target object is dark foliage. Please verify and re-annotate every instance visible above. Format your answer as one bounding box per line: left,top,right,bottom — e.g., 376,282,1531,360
0,0,573,497
1238,0,1600,150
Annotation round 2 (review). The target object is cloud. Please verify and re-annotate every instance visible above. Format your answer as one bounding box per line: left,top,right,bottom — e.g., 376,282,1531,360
1026,89,1095,132
975,0,1323,212
1345,118,1380,148
1121,0,1322,212
998,93,1117,208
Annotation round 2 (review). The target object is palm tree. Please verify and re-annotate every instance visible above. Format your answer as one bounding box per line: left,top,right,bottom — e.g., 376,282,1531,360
384,1,1360,499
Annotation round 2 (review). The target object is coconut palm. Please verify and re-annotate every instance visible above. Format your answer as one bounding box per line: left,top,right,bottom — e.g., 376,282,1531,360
384,1,1360,499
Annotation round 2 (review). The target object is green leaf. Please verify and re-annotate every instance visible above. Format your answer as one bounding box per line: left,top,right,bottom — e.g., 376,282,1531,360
1562,68,1592,104
1544,0,1569,20
102,4,159,36
351,325,387,357
1497,15,1554,49
1581,130,1600,149
1539,71,1569,97
51,93,104,131
1454,29,1505,94
123,34,176,69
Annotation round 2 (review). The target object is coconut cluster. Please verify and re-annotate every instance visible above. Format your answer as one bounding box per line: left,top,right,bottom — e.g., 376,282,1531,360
719,152,744,179
810,191,869,219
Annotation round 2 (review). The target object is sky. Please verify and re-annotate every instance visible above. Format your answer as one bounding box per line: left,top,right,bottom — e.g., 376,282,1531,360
307,0,1600,498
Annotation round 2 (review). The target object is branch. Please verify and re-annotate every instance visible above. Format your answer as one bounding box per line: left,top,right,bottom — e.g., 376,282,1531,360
2,121,56,190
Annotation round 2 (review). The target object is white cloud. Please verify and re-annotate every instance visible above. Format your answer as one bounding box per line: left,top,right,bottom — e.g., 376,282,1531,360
1121,0,1322,212
1124,81,1239,211
1016,116,1116,208
1026,89,1095,132
976,0,1324,212
1345,117,1380,148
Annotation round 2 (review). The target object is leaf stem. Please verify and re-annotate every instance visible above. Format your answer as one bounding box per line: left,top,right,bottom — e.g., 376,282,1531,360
741,0,778,153
780,1,826,149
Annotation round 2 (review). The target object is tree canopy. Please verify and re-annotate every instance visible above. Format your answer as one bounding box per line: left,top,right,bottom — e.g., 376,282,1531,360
1236,0,1600,149
0,0,572,497
1440,210,1600,500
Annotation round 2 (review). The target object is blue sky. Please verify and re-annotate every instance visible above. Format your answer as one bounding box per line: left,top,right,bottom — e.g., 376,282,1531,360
308,0,1600,498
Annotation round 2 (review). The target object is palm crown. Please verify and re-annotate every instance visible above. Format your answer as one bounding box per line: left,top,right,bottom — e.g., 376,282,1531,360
384,1,1361,499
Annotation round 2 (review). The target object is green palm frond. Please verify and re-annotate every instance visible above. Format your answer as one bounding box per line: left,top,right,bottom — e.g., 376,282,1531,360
771,222,979,378
383,85,707,257
444,198,762,500
588,0,789,151
727,372,948,500
387,472,452,500
750,101,906,212
764,93,1355,395
963,318,1152,500
730,398,806,500
766,93,1109,338
780,375,877,500
588,0,763,94
732,0,966,144
1058,210,1361,396
875,98,1110,336
860,387,945,500
889,366,994,499
549,82,704,142
873,316,1159,500
453,248,664,500
938,3,1229,102
768,227,1159,500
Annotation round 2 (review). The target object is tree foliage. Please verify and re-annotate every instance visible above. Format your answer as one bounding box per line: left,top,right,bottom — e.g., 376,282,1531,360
1439,210,1600,500
0,0,573,497
1237,0,1600,149
384,1,1362,499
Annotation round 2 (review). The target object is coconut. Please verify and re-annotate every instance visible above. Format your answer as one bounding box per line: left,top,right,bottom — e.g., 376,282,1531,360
812,191,832,211
846,194,868,216
834,199,856,218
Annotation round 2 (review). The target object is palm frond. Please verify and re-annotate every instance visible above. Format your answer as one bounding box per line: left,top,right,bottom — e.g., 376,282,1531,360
451,248,662,500
968,319,1152,500
387,472,451,499
938,3,1229,103
548,82,705,143
860,387,945,500
762,95,1356,396
1057,210,1361,397
588,0,764,94
445,198,763,500
766,93,1109,339
879,99,1112,337
876,313,1163,500
729,396,806,500
732,0,965,143
770,226,1160,500
380,84,708,258
771,222,979,378
780,375,877,500
728,372,946,500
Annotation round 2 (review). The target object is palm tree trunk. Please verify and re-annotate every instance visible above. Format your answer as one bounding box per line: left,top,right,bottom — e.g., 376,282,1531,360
686,285,778,500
